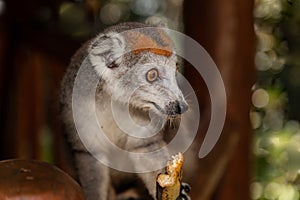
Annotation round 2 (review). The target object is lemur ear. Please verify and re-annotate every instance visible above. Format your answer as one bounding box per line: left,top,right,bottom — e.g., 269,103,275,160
89,32,125,70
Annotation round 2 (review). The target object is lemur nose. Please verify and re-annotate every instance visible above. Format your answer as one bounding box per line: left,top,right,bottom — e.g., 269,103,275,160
176,101,189,114
165,101,189,116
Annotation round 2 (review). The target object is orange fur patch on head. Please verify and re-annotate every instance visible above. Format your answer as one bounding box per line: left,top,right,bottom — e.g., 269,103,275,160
133,48,172,57
125,29,173,57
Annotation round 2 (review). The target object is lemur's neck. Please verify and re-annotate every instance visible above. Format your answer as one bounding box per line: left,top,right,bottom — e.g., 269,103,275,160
96,92,166,149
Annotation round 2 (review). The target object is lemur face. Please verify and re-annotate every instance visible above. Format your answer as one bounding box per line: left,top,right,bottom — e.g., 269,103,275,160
116,52,188,117
90,27,188,117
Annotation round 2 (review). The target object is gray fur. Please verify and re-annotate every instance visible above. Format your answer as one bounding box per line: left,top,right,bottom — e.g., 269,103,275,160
60,22,188,200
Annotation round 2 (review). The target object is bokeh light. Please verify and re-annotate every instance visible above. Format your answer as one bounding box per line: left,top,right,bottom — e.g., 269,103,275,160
264,182,299,200
0,0,6,16
256,30,275,52
255,51,272,71
252,88,269,108
100,3,128,25
254,0,282,19
250,111,262,129
264,182,281,200
58,2,90,37
169,0,184,7
250,182,263,199
131,0,160,16
254,28,286,72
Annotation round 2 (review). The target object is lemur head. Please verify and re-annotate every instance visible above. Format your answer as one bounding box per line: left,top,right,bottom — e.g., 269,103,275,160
89,22,188,117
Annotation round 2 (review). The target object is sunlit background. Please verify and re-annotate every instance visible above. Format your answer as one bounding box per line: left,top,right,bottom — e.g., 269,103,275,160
251,0,300,199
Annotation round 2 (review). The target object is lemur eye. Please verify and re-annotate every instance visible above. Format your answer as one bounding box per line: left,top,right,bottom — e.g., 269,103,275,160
146,68,159,83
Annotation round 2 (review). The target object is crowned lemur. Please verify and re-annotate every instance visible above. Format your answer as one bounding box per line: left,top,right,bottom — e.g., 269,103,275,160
60,22,190,200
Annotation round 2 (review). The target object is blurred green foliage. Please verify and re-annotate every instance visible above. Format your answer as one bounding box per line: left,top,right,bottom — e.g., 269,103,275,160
252,0,300,199
55,0,183,40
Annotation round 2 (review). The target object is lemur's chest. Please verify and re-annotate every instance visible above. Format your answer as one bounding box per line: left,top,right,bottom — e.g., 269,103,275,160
95,101,166,150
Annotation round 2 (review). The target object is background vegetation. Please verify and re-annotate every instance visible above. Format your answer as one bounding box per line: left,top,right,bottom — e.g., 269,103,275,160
252,0,300,199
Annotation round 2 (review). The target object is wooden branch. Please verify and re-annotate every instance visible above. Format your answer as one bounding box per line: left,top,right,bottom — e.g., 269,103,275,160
157,153,185,200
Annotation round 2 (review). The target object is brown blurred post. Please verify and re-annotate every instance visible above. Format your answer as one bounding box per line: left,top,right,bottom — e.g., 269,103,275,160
1,0,79,174
184,0,255,199
0,10,7,158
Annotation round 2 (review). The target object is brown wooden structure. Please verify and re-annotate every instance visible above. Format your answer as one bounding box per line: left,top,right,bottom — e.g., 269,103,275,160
0,159,85,199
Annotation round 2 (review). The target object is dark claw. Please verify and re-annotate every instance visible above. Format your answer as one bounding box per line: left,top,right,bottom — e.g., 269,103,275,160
181,183,191,193
179,195,189,200
178,183,191,200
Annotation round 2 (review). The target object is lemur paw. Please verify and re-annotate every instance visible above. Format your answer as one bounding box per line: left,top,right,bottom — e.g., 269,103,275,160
176,183,191,200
